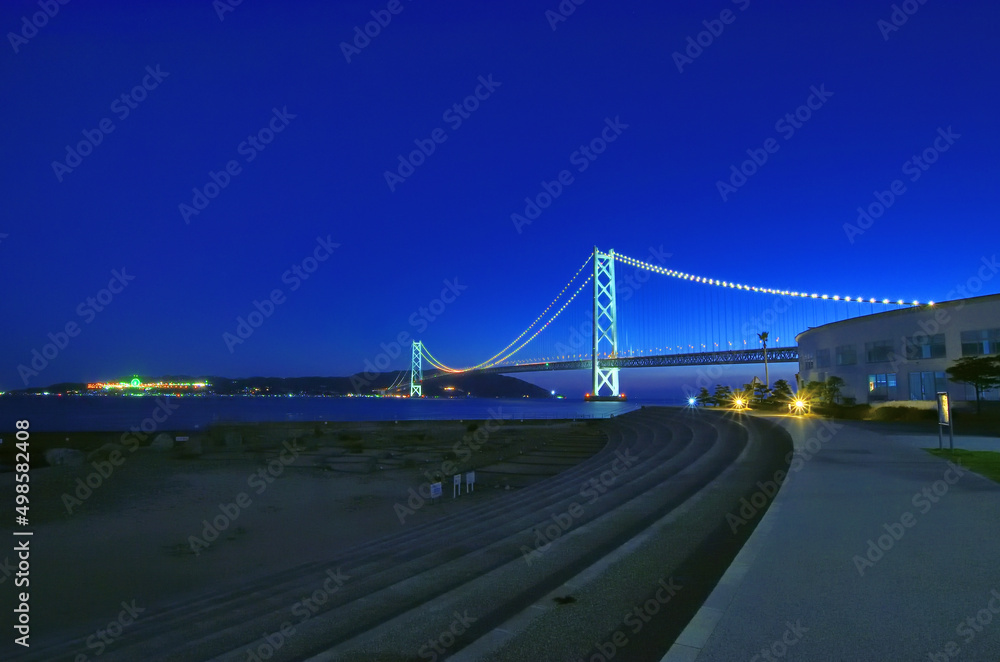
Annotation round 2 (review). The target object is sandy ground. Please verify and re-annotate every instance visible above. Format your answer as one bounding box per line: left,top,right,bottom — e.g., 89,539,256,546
0,419,605,644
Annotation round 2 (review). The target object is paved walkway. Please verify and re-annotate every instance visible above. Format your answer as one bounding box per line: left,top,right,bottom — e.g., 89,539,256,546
664,416,1000,661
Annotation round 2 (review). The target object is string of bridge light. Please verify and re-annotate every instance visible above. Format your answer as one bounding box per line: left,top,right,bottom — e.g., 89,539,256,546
613,253,932,306
504,338,787,364
421,274,594,373
460,253,594,371
418,255,592,373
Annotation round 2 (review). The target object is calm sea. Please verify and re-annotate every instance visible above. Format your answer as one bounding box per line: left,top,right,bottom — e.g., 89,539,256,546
0,396,654,432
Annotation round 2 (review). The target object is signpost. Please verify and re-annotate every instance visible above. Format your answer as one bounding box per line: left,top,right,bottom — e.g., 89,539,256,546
466,471,475,493
430,482,442,500
453,474,461,498
936,392,954,450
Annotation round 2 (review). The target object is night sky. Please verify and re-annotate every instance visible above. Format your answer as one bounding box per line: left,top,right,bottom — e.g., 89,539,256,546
2,0,998,396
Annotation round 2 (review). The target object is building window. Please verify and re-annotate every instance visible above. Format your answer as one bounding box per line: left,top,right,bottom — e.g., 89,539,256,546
836,344,857,366
904,333,946,360
908,371,947,400
866,340,894,363
816,348,831,368
963,383,1000,401
802,353,814,370
868,373,898,401
961,329,1000,356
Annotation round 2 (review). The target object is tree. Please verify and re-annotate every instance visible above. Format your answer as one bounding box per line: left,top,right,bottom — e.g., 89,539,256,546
946,356,1000,414
823,376,845,405
803,380,826,404
713,384,732,407
771,379,793,403
696,386,712,406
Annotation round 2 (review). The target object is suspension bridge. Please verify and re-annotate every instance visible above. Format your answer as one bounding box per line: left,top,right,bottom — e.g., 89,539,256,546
390,246,929,399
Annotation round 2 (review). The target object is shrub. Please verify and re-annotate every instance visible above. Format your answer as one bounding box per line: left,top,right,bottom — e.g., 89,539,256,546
871,406,935,422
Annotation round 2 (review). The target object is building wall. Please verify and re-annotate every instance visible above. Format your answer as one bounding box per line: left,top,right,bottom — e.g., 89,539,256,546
795,294,1000,403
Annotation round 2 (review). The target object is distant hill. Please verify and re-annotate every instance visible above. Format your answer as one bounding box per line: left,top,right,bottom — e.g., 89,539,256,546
9,373,551,399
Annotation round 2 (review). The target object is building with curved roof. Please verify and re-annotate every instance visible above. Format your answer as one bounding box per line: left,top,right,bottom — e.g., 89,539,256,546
795,294,1000,404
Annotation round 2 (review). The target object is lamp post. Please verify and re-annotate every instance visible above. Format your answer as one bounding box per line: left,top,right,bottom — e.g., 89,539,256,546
758,331,769,393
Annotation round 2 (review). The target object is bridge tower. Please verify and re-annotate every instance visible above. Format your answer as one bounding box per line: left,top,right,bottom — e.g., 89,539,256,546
410,341,423,397
591,246,620,398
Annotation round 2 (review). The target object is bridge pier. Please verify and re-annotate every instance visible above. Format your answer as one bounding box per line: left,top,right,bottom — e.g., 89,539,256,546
591,246,622,399
410,341,423,397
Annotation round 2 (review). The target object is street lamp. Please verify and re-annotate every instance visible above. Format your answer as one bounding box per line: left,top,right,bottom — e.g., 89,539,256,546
758,331,769,392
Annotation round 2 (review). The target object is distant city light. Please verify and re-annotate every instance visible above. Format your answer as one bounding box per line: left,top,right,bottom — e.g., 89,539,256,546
87,380,208,391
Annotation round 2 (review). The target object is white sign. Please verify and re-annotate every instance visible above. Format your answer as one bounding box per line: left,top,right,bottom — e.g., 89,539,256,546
430,482,442,499
937,392,950,425
453,474,461,498
936,392,954,451
466,471,475,493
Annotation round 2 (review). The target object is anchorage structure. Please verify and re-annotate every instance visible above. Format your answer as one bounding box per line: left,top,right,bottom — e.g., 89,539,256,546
410,340,423,397
592,246,620,397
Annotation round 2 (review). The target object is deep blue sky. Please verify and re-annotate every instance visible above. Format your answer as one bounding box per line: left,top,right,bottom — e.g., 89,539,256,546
2,0,998,395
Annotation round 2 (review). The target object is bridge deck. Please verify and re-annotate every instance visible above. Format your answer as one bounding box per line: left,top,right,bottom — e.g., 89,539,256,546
426,347,798,378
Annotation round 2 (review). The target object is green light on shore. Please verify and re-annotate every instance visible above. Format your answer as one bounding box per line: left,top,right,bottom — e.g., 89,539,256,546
130,378,141,387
